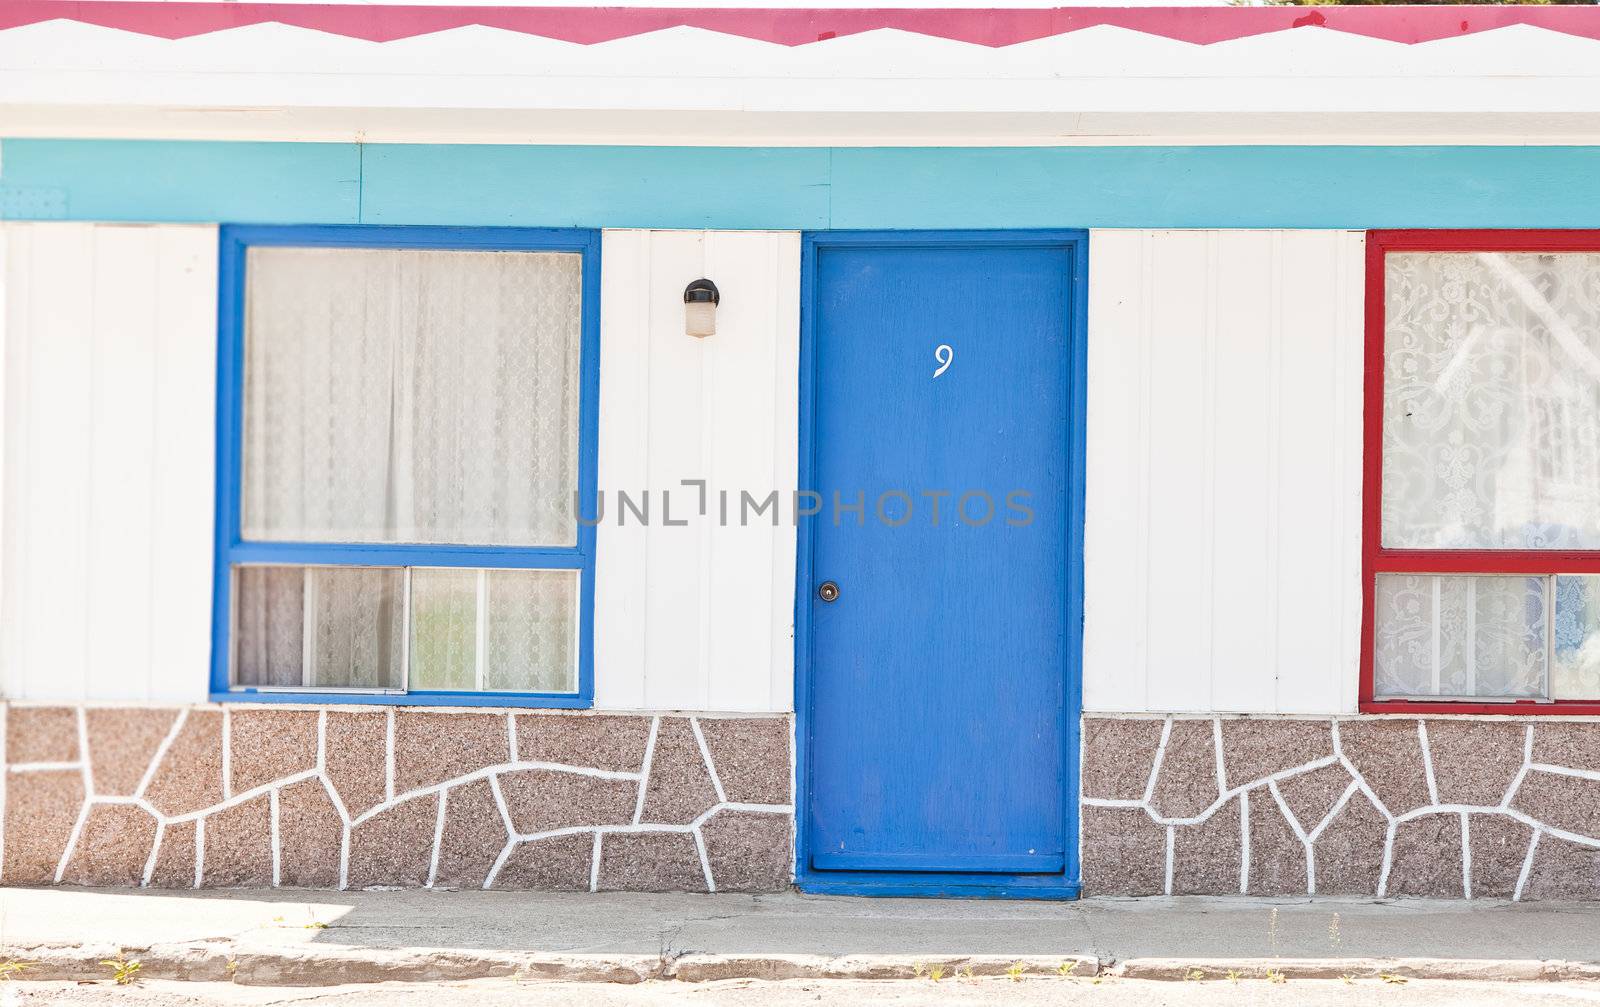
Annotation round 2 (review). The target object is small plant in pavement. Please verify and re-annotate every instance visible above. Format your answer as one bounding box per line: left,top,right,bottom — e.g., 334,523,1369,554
102,957,141,986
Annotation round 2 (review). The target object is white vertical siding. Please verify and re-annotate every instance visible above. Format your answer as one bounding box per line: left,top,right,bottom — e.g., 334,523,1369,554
0,222,217,703
594,230,799,713
1083,229,1365,715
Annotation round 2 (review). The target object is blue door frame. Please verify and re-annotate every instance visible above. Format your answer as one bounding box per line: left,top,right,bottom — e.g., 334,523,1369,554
794,230,1088,899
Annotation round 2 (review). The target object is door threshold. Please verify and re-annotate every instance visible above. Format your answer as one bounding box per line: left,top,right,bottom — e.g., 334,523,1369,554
796,876,1082,901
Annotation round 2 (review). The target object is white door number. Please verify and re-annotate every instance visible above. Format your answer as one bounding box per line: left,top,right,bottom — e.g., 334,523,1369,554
933,343,954,378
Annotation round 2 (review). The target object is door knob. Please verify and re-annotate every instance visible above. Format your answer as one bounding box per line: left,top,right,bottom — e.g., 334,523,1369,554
818,581,840,603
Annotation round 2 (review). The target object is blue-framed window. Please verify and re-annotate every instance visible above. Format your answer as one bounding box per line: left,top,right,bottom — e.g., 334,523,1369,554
211,225,601,707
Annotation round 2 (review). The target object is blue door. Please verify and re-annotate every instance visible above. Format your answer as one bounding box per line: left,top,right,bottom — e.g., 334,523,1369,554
799,231,1085,898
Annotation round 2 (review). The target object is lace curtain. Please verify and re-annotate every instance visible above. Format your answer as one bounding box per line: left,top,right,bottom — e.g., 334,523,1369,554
235,566,577,693
1376,252,1600,700
1381,252,1600,550
1372,574,1547,699
231,245,583,693
240,246,582,546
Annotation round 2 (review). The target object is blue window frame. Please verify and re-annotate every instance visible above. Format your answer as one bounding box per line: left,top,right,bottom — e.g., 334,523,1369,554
211,224,601,707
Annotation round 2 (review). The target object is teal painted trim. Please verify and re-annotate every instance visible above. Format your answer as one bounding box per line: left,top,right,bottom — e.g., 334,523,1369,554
7,139,1600,228
2,140,361,223
362,144,832,228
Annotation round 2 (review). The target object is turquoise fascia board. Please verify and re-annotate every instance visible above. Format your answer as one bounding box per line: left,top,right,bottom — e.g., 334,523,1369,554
6,139,1600,230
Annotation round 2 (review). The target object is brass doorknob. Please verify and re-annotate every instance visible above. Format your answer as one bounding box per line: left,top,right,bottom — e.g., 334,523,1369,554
818,581,840,603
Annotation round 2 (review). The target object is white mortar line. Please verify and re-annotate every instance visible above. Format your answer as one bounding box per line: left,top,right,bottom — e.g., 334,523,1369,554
693,827,715,893
426,788,448,889
163,769,320,825
1501,763,1530,809
135,709,188,799
1376,819,1398,897
1524,723,1535,764
1267,780,1309,843
632,717,660,825
269,789,281,888
316,710,327,774
75,707,94,796
140,819,165,888
690,718,727,805
1163,826,1174,896
503,802,794,847
1142,719,1173,805
1211,719,1227,794
7,762,83,773
1308,782,1361,844
1238,789,1251,895
194,818,206,889
1418,721,1440,806
1266,780,1315,893
1514,829,1542,902
487,773,517,838
1460,813,1472,900
385,711,395,803
320,773,351,827
337,822,350,891
52,802,91,884
1108,754,1342,828
484,838,516,891
589,832,602,893
1526,763,1600,783
350,762,640,829
507,714,519,764
220,707,232,799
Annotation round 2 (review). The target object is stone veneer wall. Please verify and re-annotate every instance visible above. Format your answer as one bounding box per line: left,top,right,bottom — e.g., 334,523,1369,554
0,705,793,892
1082,715,1600,900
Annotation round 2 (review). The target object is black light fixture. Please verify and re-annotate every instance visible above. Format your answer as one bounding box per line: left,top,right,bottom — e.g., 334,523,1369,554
684,278,720,338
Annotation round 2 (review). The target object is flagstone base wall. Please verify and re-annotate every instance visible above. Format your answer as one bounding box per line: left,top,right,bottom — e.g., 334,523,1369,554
1,705,794,892
1081,715,1600,900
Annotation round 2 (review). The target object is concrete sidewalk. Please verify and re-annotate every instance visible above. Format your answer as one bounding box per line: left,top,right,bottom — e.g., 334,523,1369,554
0,887,1596,986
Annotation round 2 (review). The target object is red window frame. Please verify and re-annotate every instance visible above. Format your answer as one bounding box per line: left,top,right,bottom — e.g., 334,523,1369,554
1361,229,1600,715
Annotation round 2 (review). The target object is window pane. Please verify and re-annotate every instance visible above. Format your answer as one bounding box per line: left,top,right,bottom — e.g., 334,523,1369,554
1554,575,1600,700
409,568,478,691
241,246,583,547
1382,252,1600,550
1373,574,1547,699
232,566,405,690
484,570,578,693
233,566,304,688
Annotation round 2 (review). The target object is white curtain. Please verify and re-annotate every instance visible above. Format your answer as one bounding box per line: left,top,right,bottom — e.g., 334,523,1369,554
240,246,583,546
234,566,405,690
1382,252,1600,550
1373,574,1547,699
231,245,583,693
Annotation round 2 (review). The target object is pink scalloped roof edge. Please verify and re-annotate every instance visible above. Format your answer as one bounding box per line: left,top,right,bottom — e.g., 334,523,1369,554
2,2,1598,46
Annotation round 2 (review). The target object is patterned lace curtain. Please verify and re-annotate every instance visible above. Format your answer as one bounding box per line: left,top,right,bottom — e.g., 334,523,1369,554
232,247,582,693
1381,252,1600,551
241,246,582,546
1375,252,1600,700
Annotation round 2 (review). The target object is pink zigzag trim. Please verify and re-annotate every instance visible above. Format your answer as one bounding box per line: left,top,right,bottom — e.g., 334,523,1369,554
2,3,1600,48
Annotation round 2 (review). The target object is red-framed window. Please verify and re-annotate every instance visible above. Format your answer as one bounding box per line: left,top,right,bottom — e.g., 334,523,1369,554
1362,230,1600,714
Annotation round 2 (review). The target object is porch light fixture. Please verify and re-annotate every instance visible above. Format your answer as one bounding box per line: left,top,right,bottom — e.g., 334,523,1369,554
684,278,720,338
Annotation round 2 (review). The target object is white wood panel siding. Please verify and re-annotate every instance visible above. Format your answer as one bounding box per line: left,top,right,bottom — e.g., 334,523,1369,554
594,230,799,713
1083,229,1365,715
0,222,218,702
